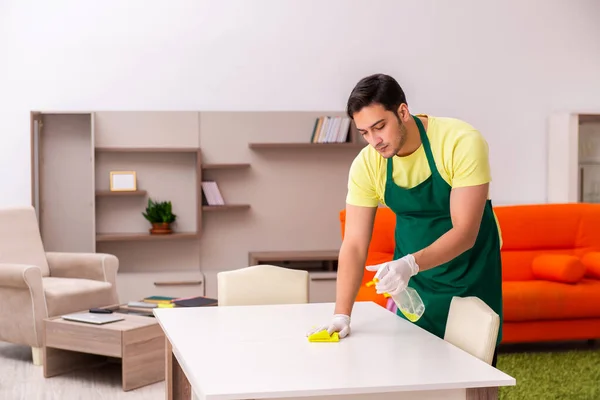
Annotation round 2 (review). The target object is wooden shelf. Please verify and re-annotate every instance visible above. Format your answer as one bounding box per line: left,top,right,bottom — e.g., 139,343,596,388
249,250,339,263
95,147,199,153
95,190,148,197
248,250,339,272
202,163,250,170
202,204,250,211
96,232,199,242
248,142,363,149
578,114,600,124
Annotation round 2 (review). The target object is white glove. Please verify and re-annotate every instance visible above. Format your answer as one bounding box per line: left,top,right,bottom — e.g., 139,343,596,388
306,314,351,338
365,254,419,296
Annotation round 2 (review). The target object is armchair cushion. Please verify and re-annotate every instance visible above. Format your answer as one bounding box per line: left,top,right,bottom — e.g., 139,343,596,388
43,277,114,316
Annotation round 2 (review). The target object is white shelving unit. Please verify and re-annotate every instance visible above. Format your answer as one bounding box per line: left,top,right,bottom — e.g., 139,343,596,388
548,112,600,203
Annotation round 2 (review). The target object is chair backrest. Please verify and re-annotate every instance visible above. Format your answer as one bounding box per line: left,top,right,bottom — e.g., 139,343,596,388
444,296,499,365
0,206,50,276
217,264,309,306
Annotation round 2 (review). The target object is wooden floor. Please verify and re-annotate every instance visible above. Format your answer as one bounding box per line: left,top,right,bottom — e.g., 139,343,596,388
0,342,163,400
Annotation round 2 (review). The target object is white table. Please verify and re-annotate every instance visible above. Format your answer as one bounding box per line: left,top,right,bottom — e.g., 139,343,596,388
154,301,515,400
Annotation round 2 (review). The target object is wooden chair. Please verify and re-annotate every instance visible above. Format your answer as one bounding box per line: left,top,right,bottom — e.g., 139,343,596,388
217,264,308,306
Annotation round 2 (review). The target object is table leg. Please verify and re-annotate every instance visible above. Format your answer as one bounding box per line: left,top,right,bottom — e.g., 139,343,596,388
466,387,498,400
166,337,193,400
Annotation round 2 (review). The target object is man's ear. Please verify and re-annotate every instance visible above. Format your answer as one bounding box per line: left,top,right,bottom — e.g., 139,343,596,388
397,103,410,121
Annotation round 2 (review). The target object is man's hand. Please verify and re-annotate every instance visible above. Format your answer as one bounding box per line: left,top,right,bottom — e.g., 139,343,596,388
306,314,351,338
365,254,419,296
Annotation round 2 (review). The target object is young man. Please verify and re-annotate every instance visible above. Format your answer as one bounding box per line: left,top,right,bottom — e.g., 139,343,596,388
308,73,503,367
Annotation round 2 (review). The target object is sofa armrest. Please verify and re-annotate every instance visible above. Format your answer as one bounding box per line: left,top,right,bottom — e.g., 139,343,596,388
46,252,119,285
0,263,47,347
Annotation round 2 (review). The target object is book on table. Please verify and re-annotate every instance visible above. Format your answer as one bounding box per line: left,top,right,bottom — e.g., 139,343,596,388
128,295,218,309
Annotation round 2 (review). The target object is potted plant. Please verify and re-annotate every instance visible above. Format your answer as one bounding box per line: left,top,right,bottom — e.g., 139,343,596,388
142,198,177,234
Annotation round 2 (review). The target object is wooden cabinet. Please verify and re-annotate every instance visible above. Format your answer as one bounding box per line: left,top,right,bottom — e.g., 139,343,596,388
116,271,205,303
308,272,337,303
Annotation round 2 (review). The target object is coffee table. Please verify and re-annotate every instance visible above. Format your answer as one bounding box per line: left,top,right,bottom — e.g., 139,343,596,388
43,304,165,391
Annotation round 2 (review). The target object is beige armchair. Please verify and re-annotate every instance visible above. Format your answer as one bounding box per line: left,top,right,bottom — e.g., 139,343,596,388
0,206,119,364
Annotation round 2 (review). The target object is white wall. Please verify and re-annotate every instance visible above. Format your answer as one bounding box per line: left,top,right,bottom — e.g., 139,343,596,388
1,0,600,207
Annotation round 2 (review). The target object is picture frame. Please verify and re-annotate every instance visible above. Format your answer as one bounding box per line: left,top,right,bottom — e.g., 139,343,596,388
109,171,137,192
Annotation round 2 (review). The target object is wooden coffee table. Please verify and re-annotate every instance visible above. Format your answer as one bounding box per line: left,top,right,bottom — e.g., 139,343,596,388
43,304,165,391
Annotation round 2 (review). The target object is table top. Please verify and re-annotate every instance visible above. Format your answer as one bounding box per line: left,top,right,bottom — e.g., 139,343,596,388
154,301,515,400
47,305,158,332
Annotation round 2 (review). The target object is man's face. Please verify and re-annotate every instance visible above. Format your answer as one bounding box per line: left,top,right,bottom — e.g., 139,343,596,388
353,103,407,158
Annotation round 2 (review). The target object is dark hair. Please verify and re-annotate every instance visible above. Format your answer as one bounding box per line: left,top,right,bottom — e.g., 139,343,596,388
346,74,407,119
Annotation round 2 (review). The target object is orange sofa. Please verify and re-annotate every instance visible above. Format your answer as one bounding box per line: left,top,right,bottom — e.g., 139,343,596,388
339,203,600,344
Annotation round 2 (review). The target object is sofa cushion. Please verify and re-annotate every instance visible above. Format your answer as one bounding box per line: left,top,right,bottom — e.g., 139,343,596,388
581,252,600,279
494,204,582,251
501,252,536,281
43,277,115,317
531,254,586,284
503,279,600,321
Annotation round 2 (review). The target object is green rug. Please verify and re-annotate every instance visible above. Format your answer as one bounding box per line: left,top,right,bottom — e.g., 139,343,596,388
497,347,600,400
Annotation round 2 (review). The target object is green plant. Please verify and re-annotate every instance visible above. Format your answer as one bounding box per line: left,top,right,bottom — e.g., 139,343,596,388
142,198,177,224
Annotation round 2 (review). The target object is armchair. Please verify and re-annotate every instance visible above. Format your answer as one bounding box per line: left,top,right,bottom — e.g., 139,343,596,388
0,206,119,364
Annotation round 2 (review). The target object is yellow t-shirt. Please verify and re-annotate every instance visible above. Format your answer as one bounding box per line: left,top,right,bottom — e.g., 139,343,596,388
346,114,502,245
347,114,491,206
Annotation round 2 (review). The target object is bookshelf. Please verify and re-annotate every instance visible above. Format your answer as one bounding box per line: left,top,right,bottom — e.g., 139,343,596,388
96,232,200,242
96,190,148,197
95,147,199,153
203,204,251,211
200,158,251,210
248,142,362,149
202,163,250,170
31,110,358,304
94,147,203,242
248,114,364,149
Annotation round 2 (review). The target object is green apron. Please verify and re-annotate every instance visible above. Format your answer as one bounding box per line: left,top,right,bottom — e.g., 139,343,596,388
385,115,503,345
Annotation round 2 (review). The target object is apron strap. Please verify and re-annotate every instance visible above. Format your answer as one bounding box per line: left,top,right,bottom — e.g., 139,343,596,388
412,115,440,180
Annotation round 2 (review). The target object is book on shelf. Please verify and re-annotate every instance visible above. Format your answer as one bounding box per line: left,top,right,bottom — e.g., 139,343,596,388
310,116,351,143
201,181,225,206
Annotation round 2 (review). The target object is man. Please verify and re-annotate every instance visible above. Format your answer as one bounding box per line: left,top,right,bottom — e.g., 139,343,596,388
308,73,503,367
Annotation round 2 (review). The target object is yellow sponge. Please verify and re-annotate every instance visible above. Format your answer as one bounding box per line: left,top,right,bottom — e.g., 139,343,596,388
307,329,340,342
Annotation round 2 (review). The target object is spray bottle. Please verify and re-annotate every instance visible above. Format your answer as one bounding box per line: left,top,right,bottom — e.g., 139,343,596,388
367,278,425,322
